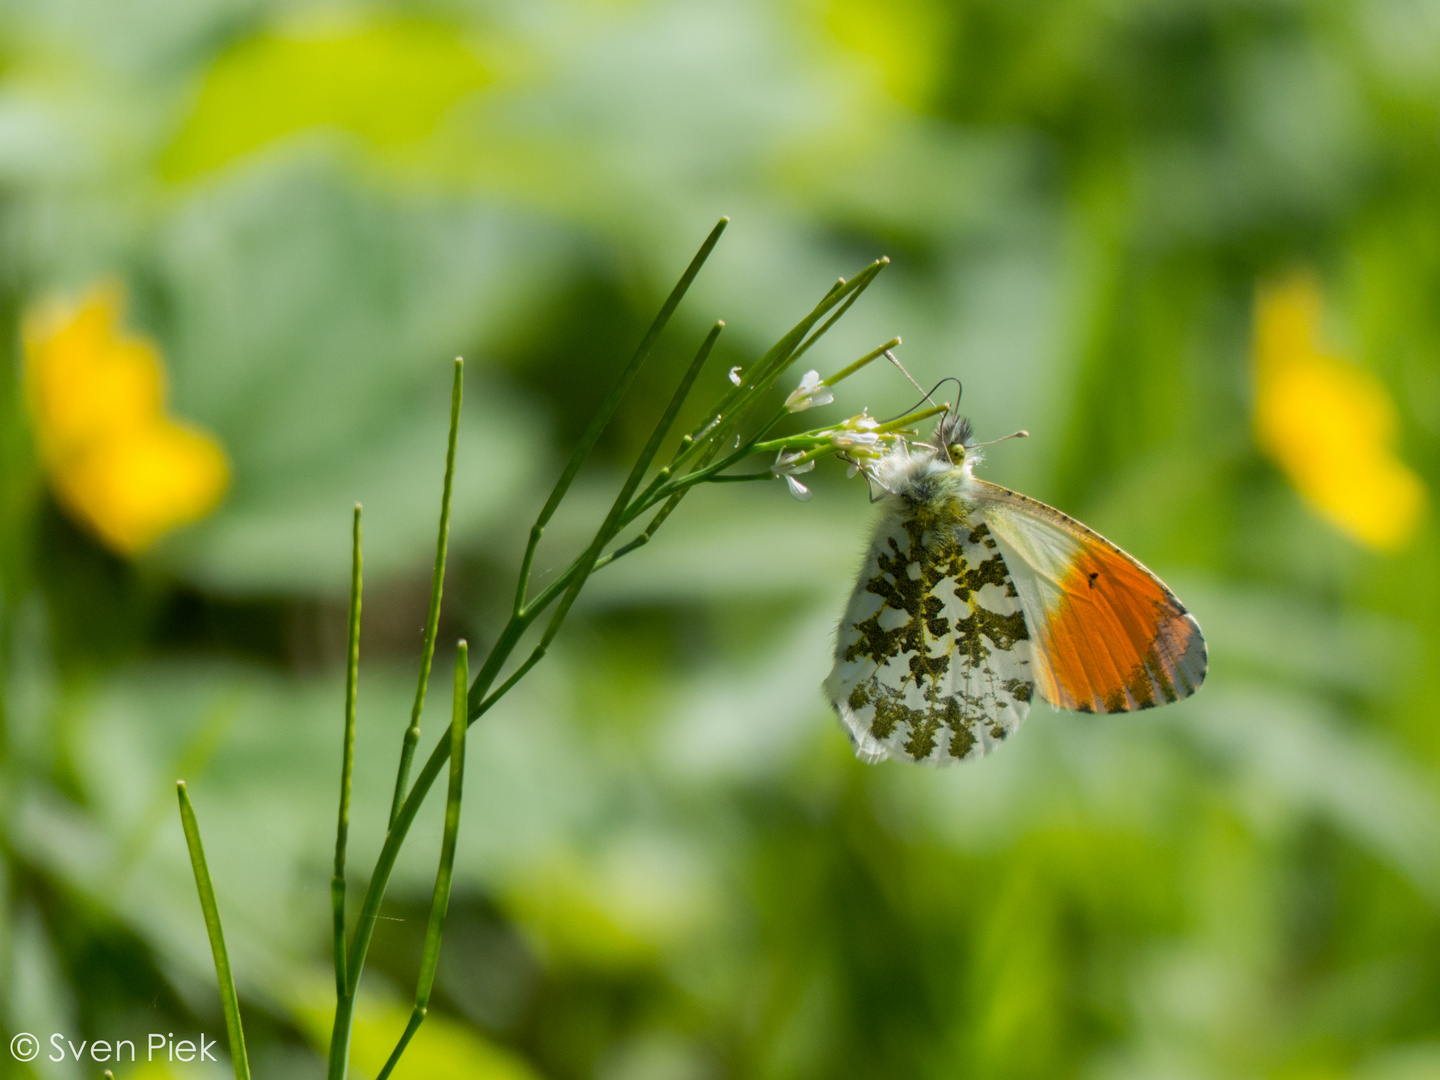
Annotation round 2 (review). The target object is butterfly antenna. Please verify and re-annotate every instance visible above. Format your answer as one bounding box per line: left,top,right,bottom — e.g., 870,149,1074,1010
971,430,1030,448
884,349,928,399
885,353,956,453
885,374,963,463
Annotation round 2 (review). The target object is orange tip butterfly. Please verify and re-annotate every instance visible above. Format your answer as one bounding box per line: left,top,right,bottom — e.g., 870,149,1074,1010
825,410,1206,765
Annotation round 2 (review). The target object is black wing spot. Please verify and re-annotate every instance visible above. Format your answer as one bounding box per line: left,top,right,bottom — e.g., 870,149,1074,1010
1087,572,1099,588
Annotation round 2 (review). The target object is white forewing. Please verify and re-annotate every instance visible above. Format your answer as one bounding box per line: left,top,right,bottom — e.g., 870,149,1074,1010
824,496,1036,765
966,487,1078,704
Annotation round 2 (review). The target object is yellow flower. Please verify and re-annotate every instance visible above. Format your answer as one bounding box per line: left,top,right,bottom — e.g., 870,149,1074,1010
24,284,229,555
1253,273,1426,551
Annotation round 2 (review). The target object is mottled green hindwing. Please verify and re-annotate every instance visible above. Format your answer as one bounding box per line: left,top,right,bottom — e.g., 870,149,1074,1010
824,495,1035,765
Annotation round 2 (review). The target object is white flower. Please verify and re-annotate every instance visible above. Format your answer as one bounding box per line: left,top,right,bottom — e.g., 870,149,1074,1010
728,366,743,386
771,448,815,501
771,449,815,477
825,412,891,457
831,429,881,451
784,369,834,413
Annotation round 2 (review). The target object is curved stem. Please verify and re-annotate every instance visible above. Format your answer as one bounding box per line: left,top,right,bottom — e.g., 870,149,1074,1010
389,359,463,827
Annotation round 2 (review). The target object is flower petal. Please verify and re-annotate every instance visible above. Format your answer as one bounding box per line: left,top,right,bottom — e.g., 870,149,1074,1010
1253,274,1427,550
771,449,815,476
24,284,230,555
784,369,835,412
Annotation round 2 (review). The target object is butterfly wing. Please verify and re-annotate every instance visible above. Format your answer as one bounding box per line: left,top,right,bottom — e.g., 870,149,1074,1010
969,478,1206,713
824,501,1035,765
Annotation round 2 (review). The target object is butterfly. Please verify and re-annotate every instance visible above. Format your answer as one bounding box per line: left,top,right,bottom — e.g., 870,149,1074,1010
823,412,1206,765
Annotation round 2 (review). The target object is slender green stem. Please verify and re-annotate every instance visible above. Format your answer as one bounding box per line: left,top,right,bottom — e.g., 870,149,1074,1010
332,505,362,997
341,421,753,1038
327,995,355,1080
602,502,676,563
786,261,887,372
377,1012,425,1080
535,217,726,526
625,274,889,542
505,384,905,621
514,524,541,615
177,782,251,1080
476,645,546,715
703,275,846,411
533,319,726,646
593,269,886,600
666,258,888,481
342,746,446,1000
338,246,895,1078
463,617,528,741
491,395,931,641
517,320,721,627
725,260,889,436
390,359,463,828
733,264,883,402
375,642,469,1080
602,319,728,513
514,218,728,614
654,320,724,451
823,337,901,387
343,614,520,1008
495,395,931,634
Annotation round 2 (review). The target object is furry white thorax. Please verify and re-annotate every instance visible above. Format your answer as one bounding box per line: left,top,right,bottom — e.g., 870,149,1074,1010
871,439,982,508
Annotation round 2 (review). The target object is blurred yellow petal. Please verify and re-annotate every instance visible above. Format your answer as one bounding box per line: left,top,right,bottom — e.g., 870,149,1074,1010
53,420,230,554
25,285,162,451
1253,273,1426,551
23,284,229,556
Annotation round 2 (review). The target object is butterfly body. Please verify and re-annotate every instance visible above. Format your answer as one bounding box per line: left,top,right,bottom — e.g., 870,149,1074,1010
826,423,1206,766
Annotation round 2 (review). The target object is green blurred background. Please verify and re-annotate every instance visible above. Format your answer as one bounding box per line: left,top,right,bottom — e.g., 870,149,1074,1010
1,1,1439,1077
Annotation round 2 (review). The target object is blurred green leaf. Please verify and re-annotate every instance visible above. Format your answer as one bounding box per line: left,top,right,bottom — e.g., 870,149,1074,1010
144,170,557,593
161,19,491,182
291,975,542,1080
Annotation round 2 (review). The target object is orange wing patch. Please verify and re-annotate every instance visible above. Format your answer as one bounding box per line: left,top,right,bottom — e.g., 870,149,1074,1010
969,480,1207,714
1043,543,1200,712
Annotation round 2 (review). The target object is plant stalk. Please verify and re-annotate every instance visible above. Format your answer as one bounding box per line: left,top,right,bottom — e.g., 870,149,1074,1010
389,358,463,827
177,782,251,1080
332,504,363,998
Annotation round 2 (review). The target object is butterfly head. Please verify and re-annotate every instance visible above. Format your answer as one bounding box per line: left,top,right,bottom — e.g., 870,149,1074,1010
937,412,977,464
